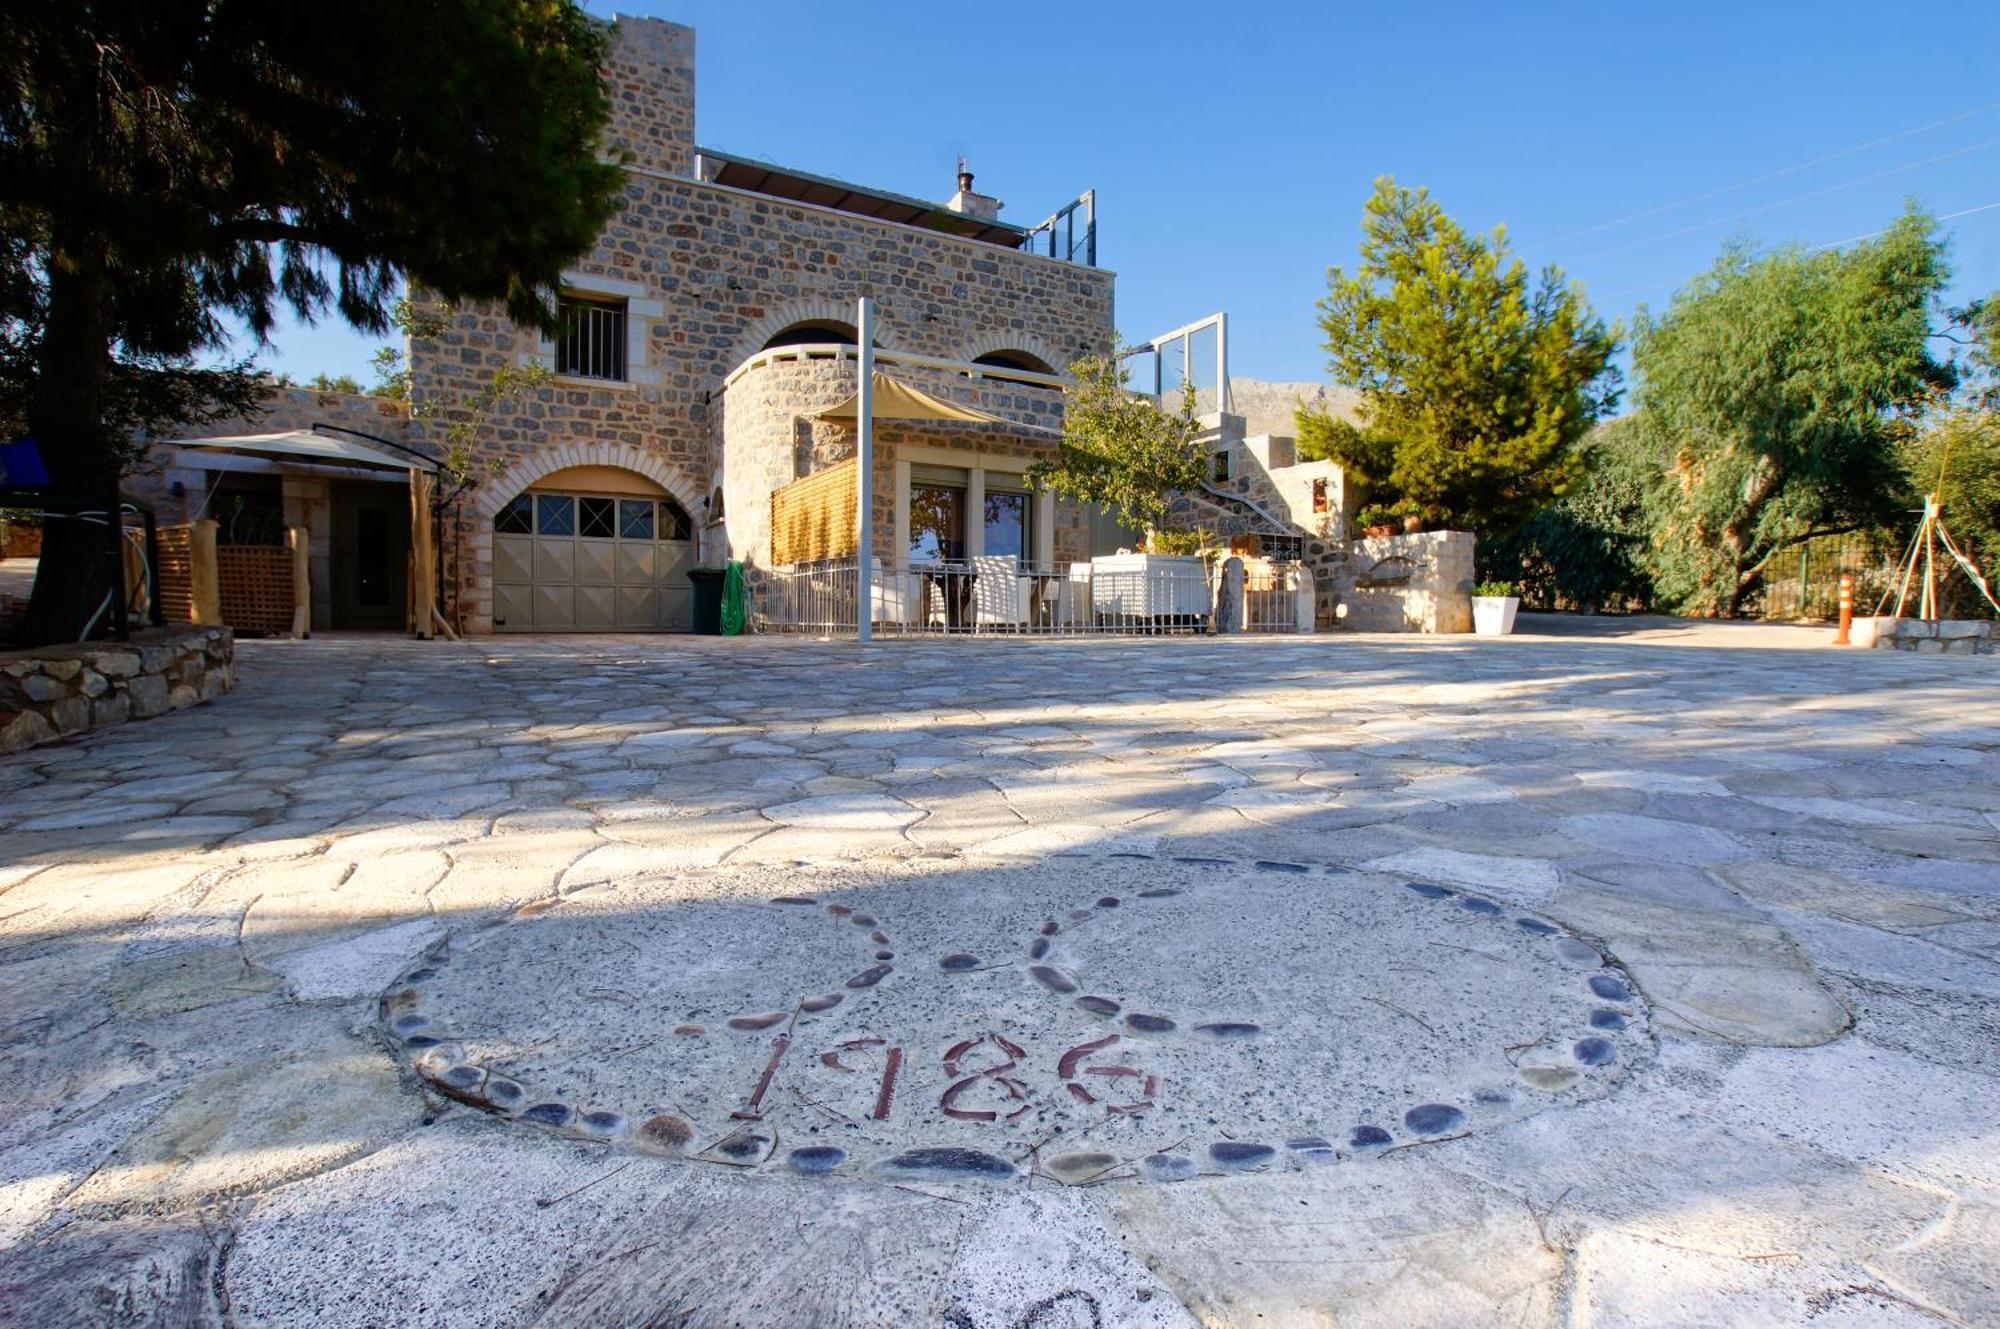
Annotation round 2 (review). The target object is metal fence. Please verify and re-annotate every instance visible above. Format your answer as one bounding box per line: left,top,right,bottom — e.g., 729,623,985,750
1754,533,1898,622
752,557,1310,637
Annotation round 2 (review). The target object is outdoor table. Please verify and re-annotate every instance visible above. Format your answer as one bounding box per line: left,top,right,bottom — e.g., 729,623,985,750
918,565,978,630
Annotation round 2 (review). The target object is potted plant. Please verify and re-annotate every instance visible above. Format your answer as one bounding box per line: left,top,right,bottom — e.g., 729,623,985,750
1471,579,1521,636
1395,500,1424,534
1354,503,1398,539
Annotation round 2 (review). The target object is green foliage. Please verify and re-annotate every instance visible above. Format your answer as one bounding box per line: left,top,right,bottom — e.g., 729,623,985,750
1,0,623,642
1296,177,1620,534
306,373,362,395
1471,580,1519,598
1629,208,1953,615
1030,352,1206,538
1143,528,1214,556
1352,502,1399,530
1944,296,2000,411
1478,415,1665,613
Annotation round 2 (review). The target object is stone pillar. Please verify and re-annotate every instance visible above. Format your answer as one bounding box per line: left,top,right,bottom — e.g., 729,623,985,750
1215,556,1245,634
1293,563,1316,634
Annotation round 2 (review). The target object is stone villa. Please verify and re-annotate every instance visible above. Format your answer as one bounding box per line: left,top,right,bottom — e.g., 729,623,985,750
138,14,1463,636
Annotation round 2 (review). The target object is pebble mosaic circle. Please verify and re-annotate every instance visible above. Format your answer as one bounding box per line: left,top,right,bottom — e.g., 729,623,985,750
382,857,1650,1188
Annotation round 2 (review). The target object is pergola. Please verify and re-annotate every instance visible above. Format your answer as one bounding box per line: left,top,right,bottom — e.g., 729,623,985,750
165,426,448,638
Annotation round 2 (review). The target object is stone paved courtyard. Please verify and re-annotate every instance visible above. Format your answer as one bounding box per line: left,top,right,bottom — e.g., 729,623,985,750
1,625,1997,1327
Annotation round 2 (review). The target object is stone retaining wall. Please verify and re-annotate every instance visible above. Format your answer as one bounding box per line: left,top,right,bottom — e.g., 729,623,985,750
1855,616,1999,654
1335,530,1475,633
0,626,234,755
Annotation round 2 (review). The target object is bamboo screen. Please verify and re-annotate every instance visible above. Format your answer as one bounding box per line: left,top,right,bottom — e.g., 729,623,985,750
770,459,858,565
154,524,197,623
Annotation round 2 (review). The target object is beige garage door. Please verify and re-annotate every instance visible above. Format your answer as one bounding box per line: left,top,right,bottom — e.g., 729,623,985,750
492,491,694,632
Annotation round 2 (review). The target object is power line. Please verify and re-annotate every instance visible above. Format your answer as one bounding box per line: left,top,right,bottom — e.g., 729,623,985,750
1809,199,2000,251
1565,136,2000,265
1587,199,2000,305
1525,95,2000,252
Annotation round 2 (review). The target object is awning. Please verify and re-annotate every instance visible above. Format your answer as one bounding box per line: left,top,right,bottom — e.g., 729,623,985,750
170,429,436,473
814,373,1011,425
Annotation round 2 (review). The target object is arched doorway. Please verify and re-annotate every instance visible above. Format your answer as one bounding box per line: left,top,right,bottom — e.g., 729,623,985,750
490,465,696,632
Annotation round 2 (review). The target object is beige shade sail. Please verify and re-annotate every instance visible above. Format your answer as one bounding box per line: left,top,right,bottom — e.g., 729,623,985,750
813,373,1010,425
170,429,435,473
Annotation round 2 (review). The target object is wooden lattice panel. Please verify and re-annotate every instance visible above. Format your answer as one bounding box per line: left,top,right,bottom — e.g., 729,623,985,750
216,546,296,636
153,524,197,623
770,459,858,566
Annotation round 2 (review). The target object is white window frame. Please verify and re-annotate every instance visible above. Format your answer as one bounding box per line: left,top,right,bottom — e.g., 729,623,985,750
527,271,663,389
891,446,1055,570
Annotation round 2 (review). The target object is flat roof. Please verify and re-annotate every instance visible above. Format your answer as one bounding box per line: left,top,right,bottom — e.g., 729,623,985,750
696,148,1028,249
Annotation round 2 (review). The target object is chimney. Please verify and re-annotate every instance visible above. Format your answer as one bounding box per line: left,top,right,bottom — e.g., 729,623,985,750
944,156,1002,222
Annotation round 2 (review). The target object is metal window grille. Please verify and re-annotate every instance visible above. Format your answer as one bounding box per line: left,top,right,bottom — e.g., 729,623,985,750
556,297,628,381
1022,190,1097,267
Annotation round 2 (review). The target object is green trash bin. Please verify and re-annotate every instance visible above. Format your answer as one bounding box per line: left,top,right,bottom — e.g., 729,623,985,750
688,566,726,635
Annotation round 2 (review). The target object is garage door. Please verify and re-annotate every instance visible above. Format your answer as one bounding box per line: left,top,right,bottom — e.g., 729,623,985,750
492,491,694,632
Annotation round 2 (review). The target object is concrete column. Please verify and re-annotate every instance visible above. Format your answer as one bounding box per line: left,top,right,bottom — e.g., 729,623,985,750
964,467,986,560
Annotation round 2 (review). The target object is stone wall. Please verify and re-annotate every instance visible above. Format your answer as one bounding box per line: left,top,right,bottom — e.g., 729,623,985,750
1855,617,1999,654
0,626,233,755
1336,530,1475,633
409,16,1115,631
600,17,695,179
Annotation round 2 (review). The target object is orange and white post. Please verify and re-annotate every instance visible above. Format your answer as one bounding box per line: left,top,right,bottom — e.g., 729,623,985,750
1835,572,1854,646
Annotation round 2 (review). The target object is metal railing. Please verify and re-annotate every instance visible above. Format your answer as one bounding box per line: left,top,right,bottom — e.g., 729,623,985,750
1121,312,1230,415
1022,190,1097,267
752,556,1310,638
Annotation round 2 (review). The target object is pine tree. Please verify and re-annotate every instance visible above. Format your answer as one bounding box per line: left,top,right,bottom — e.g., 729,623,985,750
1297,178,1619,534
0,1,625,643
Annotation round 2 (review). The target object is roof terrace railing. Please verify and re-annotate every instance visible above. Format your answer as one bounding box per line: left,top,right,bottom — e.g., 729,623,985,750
1022,190,1097,267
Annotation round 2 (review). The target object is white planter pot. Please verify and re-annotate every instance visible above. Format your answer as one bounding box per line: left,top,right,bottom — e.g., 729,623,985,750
1088,554,1212,619
1472,595,1519,636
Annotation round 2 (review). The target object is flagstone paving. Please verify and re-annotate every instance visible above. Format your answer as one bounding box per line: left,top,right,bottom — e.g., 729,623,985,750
0,626,1996,1327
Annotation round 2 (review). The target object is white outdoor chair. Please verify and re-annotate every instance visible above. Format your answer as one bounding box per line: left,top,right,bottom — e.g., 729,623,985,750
973,555,1028,628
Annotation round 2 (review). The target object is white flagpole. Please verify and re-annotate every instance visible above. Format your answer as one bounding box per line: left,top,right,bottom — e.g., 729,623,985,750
855,298,875,642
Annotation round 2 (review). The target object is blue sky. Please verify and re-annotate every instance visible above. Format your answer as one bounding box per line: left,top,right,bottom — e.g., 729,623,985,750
242,1,2000,389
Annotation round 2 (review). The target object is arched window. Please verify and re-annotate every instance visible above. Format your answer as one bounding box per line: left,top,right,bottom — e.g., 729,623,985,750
661,497,693,541
972,349,1055,375
762,320,858,350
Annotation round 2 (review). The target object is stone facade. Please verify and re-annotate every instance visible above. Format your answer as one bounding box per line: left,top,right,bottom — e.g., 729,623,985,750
0,625,234,755
718,353,1074,574
407,15,1116,634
